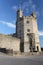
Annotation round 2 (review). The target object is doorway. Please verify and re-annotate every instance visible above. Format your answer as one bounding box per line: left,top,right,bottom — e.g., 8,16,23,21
37,46,39,52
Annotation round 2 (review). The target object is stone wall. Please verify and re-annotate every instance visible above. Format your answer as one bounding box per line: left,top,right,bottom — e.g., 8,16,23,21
0,34,20,52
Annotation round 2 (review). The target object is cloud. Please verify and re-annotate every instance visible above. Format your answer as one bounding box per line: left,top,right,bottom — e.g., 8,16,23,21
24,0,39,17
12,0,40,17
0,21,16,28
12,6,17,11
29,0,36,12
31,4,36,11
22,0,37,14
38,31,43,36
29,0,40,17
29,0,33,4
35,11,40,17
12,0,40,18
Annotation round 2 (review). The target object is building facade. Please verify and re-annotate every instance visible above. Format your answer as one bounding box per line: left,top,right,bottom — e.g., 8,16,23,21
16,9,41,52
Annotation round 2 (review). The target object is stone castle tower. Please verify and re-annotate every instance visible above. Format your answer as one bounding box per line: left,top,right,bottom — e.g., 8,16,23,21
16,9,41,52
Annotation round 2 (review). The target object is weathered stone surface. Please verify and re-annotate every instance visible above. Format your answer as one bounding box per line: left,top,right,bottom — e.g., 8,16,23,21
0,34,20,52
16,9,41,52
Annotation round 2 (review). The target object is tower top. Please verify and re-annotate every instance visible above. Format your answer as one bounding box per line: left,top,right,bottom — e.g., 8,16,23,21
17,8,23,18
31,12,36,18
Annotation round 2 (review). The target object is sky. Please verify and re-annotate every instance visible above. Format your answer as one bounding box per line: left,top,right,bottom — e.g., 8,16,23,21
0,0,43,47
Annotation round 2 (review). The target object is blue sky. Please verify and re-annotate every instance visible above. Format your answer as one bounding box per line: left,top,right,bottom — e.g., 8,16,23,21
0,0,43,47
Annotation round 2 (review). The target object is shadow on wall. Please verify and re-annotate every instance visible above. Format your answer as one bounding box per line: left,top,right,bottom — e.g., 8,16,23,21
41,47,43,52
0,48,13,54
0,48,7,53
20,43,24,52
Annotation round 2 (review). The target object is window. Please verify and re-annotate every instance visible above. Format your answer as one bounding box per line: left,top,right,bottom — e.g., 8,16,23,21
27,29,30,32
27,21,29,23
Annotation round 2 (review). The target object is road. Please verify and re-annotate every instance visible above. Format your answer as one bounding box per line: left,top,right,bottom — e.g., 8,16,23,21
0,53,43,65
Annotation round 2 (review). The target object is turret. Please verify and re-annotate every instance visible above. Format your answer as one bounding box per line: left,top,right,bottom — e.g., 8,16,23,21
17,9,23,19
31,12,36,19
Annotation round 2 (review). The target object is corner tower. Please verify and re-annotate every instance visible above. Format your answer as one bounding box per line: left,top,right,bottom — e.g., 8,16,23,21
16,9,41,52
16,9,23,38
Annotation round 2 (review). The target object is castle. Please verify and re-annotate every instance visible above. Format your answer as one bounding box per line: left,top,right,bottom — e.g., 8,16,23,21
0,8,41,53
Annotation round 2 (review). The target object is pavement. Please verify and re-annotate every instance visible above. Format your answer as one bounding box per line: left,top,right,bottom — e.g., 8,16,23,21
0,52,43,65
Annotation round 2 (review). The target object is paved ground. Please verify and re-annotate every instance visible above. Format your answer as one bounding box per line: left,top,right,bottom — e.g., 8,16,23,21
0,53,43,65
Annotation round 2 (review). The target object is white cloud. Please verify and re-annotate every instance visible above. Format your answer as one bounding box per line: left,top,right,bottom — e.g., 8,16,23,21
38,31,43,36
0,21,16,28
29,0,36,12
35,11,40,17
12,0,40,18
29,0,40,17
29,0,33,4
22,0,36,13
31,4,36,11
12,6,17,11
